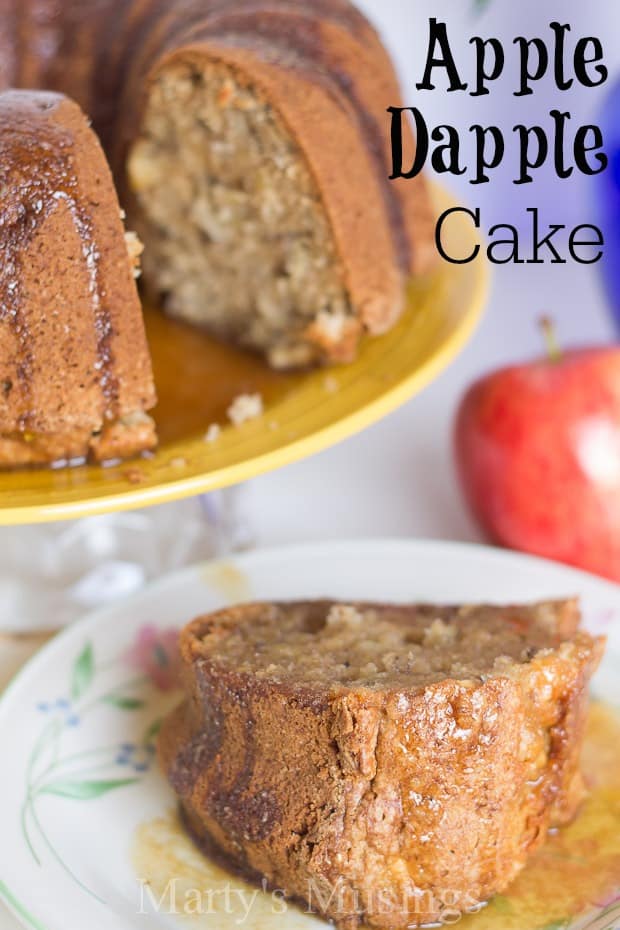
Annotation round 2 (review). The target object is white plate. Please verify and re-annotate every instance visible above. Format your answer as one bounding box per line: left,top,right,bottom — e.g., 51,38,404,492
0,539,619,930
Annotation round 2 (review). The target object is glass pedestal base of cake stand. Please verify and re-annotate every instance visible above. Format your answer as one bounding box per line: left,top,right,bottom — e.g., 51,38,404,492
0,488,251,634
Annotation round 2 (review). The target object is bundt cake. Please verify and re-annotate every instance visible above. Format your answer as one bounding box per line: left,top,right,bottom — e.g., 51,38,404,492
159,598,604,930
0,89,156,466
0,0,435,372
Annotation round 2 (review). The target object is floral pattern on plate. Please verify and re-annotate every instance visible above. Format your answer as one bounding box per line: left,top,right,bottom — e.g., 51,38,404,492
21,627,181,902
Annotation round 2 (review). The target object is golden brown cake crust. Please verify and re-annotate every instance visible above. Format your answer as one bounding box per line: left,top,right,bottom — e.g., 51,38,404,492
159,599,604,930
0,89,156,465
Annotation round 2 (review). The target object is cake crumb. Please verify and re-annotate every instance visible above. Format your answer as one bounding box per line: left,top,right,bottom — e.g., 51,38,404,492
217,78,235,108
227,393,263,426
204,423,221,443
360,662,378,676
493,654,516,672
123,467,145,485
169,456,187,469
125,230,144,279
326,604,363,628
313,310,348,344
423,619,458,647
323,375,339,394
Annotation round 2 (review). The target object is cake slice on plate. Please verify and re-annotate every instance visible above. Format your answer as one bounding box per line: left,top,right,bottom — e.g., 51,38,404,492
159,597,604,929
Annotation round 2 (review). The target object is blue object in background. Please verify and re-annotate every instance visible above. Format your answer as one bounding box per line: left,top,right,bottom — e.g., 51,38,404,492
597,77,620,332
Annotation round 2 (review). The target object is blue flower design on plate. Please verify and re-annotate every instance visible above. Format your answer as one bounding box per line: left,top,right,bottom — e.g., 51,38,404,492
115,742,157,773
36,698,79,727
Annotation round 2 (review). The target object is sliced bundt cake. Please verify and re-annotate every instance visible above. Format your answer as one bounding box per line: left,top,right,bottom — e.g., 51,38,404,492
0,0,435,370
0,90,156,465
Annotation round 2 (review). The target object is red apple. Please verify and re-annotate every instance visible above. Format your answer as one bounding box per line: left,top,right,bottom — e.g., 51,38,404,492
454,324,620,581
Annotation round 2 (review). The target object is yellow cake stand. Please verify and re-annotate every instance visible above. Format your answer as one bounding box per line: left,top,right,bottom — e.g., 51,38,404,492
0,188,488,524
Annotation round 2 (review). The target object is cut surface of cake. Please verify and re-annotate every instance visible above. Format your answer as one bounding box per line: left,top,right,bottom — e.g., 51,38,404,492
0,89,156,466
159,598,604,930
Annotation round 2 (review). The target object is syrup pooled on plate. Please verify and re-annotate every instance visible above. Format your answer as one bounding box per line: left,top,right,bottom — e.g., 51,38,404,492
144,301,299,445
133,702,620,930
